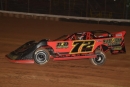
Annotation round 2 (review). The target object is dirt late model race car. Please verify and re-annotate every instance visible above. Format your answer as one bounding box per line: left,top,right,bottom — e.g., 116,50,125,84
6,30,126,65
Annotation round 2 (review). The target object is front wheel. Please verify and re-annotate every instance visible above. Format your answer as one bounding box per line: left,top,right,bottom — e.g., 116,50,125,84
34,48,50,65
90,50,106,65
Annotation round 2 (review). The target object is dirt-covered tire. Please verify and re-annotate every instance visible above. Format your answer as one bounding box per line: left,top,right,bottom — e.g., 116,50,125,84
90,50,106,66
34,48,50,65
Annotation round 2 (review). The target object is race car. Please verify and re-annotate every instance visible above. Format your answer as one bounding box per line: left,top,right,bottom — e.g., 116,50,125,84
6,30,126,65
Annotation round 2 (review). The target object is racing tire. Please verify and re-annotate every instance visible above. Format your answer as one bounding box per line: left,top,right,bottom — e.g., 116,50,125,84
90,50,106,66
34,48,50,65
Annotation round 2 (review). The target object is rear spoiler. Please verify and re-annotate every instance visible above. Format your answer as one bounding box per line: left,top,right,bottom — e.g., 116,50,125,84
113,31,126,37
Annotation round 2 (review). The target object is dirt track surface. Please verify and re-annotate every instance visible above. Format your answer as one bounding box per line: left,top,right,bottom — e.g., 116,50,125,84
0,16,130,87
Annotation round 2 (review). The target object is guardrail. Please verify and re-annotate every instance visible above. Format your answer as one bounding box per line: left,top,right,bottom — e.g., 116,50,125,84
0,10,130,23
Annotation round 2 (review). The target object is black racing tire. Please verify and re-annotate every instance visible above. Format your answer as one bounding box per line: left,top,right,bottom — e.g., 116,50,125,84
90,50,106,66
34,48,50,65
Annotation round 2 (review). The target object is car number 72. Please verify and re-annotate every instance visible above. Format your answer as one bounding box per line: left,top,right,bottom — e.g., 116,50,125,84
70,40,95,54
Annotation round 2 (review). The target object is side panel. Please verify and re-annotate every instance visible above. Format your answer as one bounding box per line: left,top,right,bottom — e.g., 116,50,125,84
47,40,103,54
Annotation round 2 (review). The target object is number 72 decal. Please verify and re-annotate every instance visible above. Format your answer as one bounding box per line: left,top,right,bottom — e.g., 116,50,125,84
70,40,95,54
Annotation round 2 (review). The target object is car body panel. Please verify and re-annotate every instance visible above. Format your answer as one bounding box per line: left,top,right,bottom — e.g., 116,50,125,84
6,30,126,64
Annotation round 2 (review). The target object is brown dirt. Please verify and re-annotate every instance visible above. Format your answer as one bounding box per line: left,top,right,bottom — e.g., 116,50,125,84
0,16,130,87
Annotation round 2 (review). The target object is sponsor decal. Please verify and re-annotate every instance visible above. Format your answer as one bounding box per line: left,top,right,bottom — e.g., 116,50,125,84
103,38,122,46
56,42,68,48
116,33,122,37
112,46,122,50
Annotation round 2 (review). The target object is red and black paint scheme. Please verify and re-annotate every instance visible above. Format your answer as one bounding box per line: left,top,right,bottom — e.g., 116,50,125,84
6,30,126,65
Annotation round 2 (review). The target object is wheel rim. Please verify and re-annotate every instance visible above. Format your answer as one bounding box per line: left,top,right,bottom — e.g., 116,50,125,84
36,51,47,62
94,54,104,64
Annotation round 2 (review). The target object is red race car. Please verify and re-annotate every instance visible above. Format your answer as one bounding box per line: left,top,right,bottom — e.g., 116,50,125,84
6,30,126,65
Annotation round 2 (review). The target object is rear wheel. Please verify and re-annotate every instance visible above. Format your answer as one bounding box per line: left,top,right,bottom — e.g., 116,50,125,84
90,50,106,65
34,48,50,65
